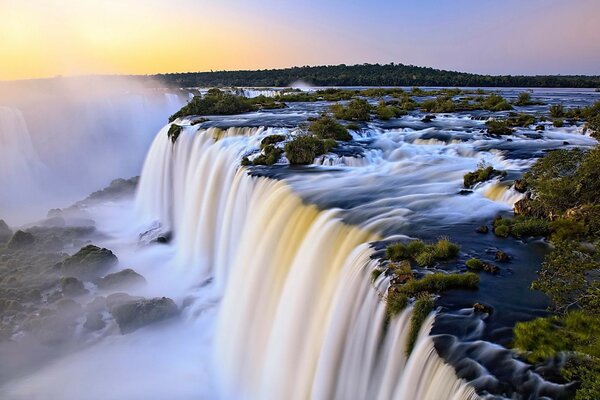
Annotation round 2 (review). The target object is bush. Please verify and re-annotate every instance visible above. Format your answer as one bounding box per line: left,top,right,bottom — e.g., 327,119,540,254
386,291,408,317
398,272,479,297
386,238,459,266
260,134,286,149
515,92,533,106
420,96,456,113
466,258,485,270
511,217,550,238
463,165,505,187
494,225,510,237
284,135,329,165
553,119,564,128
485,119,514,135
433,238,460,259
308,115,351,140
330,99,371,121
375,100,404,120
479,94,513,111
414,248,437,267
549,104,565,118
252,144,283,166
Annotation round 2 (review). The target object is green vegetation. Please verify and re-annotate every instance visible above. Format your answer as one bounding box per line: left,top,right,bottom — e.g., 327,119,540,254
491,216,550,238
477,93,513,111
385,238,459,267
407,295,434,355
553,119,564,128
549,104,565,118
463,164,506,187
167,124,183,143
398,272,479,297
507,142,600,399
260,134,286,149
284,135,335,165
251,144,283,166
514,92,544,106
330,99,371,121
308,114,352,140
151,63,600,88
375,100,406,120
420,96,456,113
485,119,513,135
168,89,284,122
465,258,485,270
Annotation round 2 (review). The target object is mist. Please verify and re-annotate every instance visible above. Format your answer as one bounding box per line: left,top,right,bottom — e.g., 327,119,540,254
0,76,185,225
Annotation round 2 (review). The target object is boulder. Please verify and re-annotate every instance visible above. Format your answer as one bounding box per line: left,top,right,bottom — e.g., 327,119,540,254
83,312,106,331
110,297,178,334
58,244,118,279
473,302,492,314
513,179,527,193
106,292,143,310
0,220,12,243
495,251,510,263
97,269,146,290
60,277,88,297
476,225,489,234
7,230,35,249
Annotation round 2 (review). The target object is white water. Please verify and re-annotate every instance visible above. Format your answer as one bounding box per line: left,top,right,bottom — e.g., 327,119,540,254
135,125,480,399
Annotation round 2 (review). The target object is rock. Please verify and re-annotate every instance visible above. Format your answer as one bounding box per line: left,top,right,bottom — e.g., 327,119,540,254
0,220,13,243
514,198,542,217
138,223,172,246
86,296,107,312
483,262,500,274
473,302,492,314
7,230,35,249
97,269,146,290
421,115,436,123
58,244,118,279
459,190,473,196
0,299,24,314
563,141,570,145
60,277,88,297
513,179,527,193
106,292,143,310
83,312,106,331
495,251,510,263
476,225,489,234
535,125,545,131
55,298,82,316
110,297,178,334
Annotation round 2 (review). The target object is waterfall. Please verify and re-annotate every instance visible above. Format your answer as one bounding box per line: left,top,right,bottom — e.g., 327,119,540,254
0,86,185,224
135,123,481,400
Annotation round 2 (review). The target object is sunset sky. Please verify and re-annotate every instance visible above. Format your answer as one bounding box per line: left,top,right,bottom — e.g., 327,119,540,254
1,0,599,81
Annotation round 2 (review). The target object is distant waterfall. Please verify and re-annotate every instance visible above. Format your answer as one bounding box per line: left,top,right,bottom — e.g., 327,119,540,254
135,124,480,400
0,90,184,224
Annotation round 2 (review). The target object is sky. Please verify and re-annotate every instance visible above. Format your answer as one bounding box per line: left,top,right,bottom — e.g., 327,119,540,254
0,0,599,80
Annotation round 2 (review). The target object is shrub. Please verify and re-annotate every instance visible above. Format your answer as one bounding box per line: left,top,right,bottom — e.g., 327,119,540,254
407,295,435,355
330,99,371,121
515,92,533,106
414,248,437,267
466,258,485,270
398,272,479,297
553,119,564,128
549,104,565,118
371,268,384,283
511,217,550,238
386,239,459,266
549,219,588,242
375,100,404,120
240,157,251,166
420,96,456,113
386,242,410,261
485,119,513,135
479,94,513,111
494,225,510,238
433,238,460,259
284,135,329,165
386,291,408,317
252,144,282,166
260,134,286,149
507,113,537,127
308,115,351,141
346,122,361,131
463,165,505,187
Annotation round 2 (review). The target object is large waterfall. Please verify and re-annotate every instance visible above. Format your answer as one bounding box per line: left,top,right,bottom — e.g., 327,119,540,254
135,124,480,400
0,79,185,224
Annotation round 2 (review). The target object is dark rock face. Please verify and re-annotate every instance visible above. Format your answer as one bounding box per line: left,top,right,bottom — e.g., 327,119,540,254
0,220,13,244
97,269,146,290
110,297,178,334
60,277,88,297
7,231,35,249
58,245,118,279
476,225,489,234
513,179,527,193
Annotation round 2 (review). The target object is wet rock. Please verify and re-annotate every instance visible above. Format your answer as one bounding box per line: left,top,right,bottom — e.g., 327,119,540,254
563,141,570,145
55,298,82,316
535,125,545,131
7,230,35,249
483,262,500,274
106,292,143,310
0,299,24,314
495,250,510,263
110,297,178,334
86,296,107,312
0,220,13,243
97,269,146,290
139,223,172,246
473,302,492,314
60,277,88,297
58,244,118,279
458,189,473,196
421,114,436,123
476,225,489,234
83,312,106,331
513,179,527,193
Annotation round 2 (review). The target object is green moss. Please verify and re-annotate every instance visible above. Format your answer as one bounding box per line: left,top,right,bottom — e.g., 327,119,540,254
406,296,435,355
385,238,459,267
398,272,479,297
260,134,286,149
463,165,505,187
466,258,485,270
511,217,550,238
494,225,510,237
252,144,283,166
371,268,384,283
386,291,408,317
553,119,564,128
414,248,437,267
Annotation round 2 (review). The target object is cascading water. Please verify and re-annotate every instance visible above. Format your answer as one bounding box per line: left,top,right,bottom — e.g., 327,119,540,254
135,123,480,400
